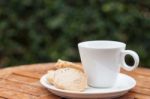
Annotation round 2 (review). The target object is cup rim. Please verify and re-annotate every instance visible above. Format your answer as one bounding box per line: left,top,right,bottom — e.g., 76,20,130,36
78,40,126,49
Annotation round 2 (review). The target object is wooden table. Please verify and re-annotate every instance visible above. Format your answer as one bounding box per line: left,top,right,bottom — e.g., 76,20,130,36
0,63,150,99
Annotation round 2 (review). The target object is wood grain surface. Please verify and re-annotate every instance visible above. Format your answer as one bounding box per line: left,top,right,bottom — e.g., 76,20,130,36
0,63,150,99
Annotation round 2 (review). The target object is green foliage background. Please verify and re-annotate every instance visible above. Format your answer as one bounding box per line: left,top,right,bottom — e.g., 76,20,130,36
0,0,150,67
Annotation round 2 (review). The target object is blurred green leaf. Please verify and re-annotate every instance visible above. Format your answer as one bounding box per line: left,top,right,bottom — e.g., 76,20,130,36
0,0,149,68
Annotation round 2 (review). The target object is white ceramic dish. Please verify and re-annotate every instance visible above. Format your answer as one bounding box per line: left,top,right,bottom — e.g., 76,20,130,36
40,73,136,99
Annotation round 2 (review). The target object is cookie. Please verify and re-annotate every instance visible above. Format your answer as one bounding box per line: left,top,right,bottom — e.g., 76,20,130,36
53,67,87,92
47,70,55,85
55,59,84,72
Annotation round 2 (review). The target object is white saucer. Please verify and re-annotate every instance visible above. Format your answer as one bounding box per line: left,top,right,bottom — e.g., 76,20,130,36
40,73,136,99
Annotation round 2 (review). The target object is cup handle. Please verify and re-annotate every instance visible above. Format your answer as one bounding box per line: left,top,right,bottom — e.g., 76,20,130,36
121,50,139,71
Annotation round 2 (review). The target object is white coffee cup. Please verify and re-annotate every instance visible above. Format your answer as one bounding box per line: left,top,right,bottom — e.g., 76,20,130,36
78,40,139,88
